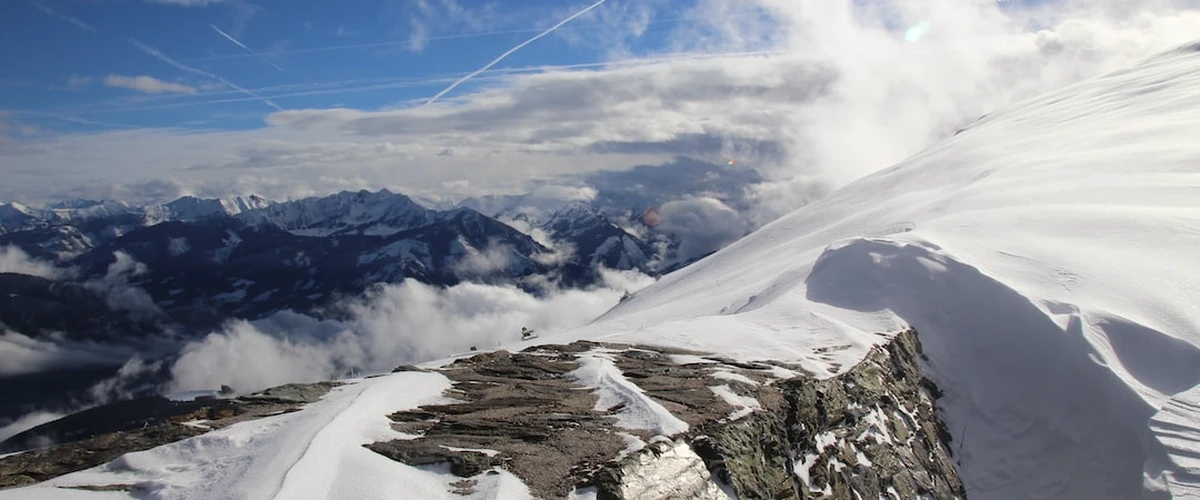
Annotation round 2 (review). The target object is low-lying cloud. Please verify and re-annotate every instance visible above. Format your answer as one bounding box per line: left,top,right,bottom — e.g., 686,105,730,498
656,197,750,263
168,268,656,394
84,251,165,322
0,246,62,279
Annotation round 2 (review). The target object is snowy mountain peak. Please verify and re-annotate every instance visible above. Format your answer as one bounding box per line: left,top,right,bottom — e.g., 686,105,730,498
162,195,273,222
47,199,105,210
546,202,601,222
244,189,437,237
0,203,43,234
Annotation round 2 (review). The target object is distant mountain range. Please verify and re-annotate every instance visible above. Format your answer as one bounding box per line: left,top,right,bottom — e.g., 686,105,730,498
0,188,689,423
0,189,674,334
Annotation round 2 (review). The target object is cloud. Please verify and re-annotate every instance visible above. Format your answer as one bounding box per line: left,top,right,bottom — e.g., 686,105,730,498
655,197,749,262
0,330,135,376
122,38,281,109
103,75,198,95
168,271,656,393
83,251,165,322
5,2,1199,225
453,241,516,277
425,0,612,104
0,411,63,444
0,246,63,279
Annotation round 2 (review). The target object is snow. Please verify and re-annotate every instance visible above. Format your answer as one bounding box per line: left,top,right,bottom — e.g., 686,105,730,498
440,445,501,457
710,369,759,386
245,189,436,237
708,384,761,421
570,350,690,437
0,372,465,500
535,46,1200,498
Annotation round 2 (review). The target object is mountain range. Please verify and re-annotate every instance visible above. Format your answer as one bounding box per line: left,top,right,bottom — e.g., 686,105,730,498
0,189,668,330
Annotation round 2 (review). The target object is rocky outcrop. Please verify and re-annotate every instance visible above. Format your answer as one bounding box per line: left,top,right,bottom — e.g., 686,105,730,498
694,330,964,499
0,331,962,499
368,329,963,500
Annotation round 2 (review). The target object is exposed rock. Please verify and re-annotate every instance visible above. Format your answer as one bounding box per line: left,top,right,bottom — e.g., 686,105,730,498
365,333,960,499
2,331,963,500
580,330,963,500
238,381,341,404
367,440,495,477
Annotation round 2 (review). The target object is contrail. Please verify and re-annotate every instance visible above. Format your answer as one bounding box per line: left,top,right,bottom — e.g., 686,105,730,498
128,38,284,111
189,18,684,63
210,24,285,71
29,1,283,112
425,0,610,105
30,1,98,34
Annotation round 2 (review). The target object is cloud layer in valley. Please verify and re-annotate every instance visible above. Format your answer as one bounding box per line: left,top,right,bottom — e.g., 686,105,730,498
167,268,656,393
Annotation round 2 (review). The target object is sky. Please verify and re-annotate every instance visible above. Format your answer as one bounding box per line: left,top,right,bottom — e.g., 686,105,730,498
1,0,1198,214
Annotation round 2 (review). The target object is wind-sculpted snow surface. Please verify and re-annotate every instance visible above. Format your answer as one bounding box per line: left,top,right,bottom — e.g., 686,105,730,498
0,373,483,500
544,44,1200,498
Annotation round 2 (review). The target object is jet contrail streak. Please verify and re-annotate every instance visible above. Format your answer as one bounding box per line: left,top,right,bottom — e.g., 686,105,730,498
31,0,283,112
210,24,285,71
129,38,284,111
31,1,98,34
425,0,610,106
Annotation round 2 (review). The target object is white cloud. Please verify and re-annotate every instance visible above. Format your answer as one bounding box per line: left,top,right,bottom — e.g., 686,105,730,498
0,246,63,279
103,75,198,94
4,1,1197,228
0,411,63,444
656,197,749,262
168,271,656,393
84,251,164,321
453,241,516,276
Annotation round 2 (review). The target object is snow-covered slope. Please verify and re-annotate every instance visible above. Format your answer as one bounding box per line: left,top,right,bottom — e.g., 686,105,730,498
544,43,1200,499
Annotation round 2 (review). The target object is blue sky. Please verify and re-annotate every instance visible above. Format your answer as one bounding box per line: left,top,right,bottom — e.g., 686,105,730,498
2,0,688,132
0,0,1193,209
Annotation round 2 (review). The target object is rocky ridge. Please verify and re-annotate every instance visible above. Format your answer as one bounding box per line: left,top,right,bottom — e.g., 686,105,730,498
0,382,341,490
0,330,963,499
376,329,963,499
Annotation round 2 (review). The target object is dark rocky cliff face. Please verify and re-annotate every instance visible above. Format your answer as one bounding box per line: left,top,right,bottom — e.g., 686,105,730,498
0,330,963,499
